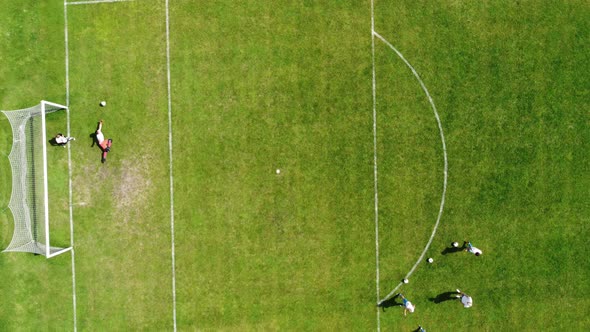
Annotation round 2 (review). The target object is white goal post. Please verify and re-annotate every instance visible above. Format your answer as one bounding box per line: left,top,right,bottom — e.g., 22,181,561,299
2,100,72,258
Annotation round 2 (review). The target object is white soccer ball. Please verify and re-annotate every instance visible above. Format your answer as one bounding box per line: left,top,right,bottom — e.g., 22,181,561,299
100,101,106,107
276,169,281,174
452,242,459,248
403,278,409,284
427,258,434,263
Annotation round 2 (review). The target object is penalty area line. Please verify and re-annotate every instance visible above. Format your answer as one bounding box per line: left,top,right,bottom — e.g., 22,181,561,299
164,0,178,331
373,30,448,304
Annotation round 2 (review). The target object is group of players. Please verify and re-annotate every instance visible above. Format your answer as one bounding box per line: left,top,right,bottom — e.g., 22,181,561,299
382,241,484,331
54,120,112,163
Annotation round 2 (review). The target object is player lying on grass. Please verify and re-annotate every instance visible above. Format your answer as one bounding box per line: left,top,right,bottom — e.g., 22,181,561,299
95,120,110,152
94,120,113,163
463,241,483,256
54,133,75,147
398,293,415,316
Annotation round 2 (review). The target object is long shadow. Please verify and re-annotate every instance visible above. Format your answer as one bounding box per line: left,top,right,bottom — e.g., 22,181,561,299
377,296,403,312
48,137,60,147
441,246,463,255
90,120,102,148
89,132,105,163
89,132,98,148
429,291,459,304
441,241,468,255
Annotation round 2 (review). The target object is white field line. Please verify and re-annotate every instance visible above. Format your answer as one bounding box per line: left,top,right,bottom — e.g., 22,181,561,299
64,2,77,331
165,0,178,330
370,0,380,331
64,2,70,116
66,0,134,5
373,31,448,304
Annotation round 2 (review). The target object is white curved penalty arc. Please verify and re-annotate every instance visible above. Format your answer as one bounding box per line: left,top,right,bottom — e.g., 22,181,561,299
373,31,448,304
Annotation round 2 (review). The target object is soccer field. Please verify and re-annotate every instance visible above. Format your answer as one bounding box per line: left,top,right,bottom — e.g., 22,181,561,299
0,0,588,330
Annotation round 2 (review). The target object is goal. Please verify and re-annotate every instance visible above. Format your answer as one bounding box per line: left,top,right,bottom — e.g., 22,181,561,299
2,101,72,258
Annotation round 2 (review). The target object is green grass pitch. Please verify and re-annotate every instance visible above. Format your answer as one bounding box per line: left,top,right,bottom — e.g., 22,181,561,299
0,0,588,330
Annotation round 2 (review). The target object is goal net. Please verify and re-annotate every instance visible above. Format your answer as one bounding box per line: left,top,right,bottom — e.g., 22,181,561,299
2,101,72,258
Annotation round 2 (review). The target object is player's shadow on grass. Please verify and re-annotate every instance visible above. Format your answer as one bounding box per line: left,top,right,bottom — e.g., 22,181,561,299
90,120,103,148
89,133,98,148
441,246,463,255
89,133,104,163
429,291,459,304
376,296,402,312
48,138,60,147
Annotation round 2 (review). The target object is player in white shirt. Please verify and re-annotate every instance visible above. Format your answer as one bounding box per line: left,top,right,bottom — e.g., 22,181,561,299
463,241,483,256
95,120,106,148
399,293,415,316
54,133,75,147
455,289,473,308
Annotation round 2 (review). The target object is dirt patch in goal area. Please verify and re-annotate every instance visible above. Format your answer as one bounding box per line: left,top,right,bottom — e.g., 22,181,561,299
113,156,153,223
